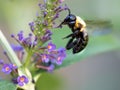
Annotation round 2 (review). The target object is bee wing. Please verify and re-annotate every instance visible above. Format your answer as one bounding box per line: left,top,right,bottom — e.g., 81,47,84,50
85,20,112,36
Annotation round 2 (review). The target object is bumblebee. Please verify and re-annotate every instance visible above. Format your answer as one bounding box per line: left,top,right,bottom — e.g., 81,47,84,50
58,9,88,54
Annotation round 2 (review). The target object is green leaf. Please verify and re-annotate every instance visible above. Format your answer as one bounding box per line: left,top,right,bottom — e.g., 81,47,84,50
36,73,63,90
52,27,120,69
0,80,16,90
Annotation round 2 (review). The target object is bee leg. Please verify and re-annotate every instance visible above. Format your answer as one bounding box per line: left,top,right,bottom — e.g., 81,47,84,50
72,38,83,54
63,30,80,39
63,33,73,39
66,37,75,50
65,35,80,50
57,22,63,28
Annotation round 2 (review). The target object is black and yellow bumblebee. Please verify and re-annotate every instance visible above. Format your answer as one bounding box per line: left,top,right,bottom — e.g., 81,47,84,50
58,9,88,54
57,8,111,54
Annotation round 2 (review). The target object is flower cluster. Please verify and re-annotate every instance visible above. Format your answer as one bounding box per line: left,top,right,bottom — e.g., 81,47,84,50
35,42,66,72
11,31,37,49
0,60,29,86
10,0,68,72
0,60,17,74
0,0,68,89
13,75,29,87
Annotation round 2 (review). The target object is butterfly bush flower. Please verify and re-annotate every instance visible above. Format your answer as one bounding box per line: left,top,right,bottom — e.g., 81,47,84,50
47,42,56,52
1,64,12,74
9,64,18,70
17,75,29,86
0,0,69,89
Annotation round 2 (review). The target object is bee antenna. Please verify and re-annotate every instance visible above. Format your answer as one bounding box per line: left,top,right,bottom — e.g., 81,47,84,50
67,8,71,15
65,4,71,15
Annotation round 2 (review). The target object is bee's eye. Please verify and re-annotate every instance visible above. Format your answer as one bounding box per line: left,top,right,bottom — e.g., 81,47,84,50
69,15,76,21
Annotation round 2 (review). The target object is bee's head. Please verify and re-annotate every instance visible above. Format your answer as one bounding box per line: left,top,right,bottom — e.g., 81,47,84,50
58,8,76,27
63,14,76,24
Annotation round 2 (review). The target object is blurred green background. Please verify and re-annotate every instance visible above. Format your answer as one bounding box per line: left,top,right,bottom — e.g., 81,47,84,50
0,0,120,90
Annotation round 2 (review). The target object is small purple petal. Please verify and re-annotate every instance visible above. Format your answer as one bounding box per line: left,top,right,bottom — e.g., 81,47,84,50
17,75,29,86
47,42,56,52
29,33,32,37
56,55,64,65
11,34,15,38
57,47,66,57
21,76,29,84
17,31,24,41
45,30,52,35
43,11,47,17
54,6,62,12
9,63,17,70
29,22,35,31
41,54,49,63
33,41,37,46
29,22,34,27
41,30,52,42
0,59,4,65
47,64,55,72
1,64,12,74
18,82,24,86
11,44,24,52
22,37,31,46
52,13,59,21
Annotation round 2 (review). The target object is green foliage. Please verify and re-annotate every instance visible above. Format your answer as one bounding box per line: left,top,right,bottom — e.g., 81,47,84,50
0,80,16,90
36,73,63,90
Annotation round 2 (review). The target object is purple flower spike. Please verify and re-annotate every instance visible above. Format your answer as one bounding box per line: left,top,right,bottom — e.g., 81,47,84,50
41,54,49,63
17,75,29,86
47,42,56,52
47,64,55,72
1,64,12,74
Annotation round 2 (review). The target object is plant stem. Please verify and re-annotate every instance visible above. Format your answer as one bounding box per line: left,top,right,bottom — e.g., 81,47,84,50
24,50,33,67
0,30,22,67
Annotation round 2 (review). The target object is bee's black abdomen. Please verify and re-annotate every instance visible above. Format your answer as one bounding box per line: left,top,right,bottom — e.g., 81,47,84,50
73,35,88,54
